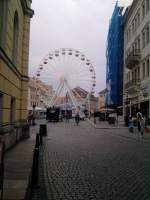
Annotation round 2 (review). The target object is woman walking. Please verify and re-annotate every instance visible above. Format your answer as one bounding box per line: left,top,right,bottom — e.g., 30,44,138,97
140,116,145,137
75,112,80,125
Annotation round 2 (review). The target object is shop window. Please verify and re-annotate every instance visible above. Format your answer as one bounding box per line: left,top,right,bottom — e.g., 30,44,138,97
12,11,19,65
10,97,16,123
0,94,3,124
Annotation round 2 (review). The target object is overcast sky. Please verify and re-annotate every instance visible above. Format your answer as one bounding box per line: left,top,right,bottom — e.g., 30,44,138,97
29,0,133,94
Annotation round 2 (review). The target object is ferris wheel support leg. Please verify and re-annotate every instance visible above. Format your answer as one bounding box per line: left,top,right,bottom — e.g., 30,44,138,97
49,82,63,107
64,80,78,108
72,89,84,106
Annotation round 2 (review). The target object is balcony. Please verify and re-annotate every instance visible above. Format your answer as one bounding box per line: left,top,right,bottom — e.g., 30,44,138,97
124,79,141,94
125,49,141,70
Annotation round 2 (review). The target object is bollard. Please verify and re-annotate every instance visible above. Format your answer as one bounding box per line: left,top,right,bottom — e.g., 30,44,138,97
30,148,39,189
35,133,40,149
39,124,47,136
39,131,43,146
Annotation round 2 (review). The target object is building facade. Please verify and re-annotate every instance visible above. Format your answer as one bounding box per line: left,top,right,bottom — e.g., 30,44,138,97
73,87,98,111
28,77,53,109
123,0,150,118
98,89,107,111
0,0,34,149
106,3,124,109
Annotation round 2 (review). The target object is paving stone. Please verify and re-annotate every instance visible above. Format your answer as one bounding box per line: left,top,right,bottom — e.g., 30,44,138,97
39,120,150,200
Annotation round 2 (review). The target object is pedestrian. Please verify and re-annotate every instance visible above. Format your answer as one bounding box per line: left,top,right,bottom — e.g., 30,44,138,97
27,110,33,125
94,111,97,124
136,112,142,132
31,105,36,126
75,112,80,125
140,116,145,137
65,111,70,123
128,116,134,133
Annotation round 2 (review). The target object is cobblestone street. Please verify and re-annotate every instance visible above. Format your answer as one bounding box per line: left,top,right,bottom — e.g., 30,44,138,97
41,120,150,200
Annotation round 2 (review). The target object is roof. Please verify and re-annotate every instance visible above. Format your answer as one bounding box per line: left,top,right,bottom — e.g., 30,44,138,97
98,88,107,95
123,0,139,26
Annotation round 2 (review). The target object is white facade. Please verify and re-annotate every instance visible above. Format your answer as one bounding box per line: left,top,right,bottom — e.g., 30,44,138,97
124,0,150,118
98,89,107,111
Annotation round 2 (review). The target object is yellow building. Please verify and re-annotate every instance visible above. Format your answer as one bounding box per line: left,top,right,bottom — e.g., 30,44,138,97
28,77,53,109
0,0,34,149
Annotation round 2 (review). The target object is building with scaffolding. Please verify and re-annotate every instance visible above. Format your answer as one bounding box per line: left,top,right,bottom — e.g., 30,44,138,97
106,3,124,109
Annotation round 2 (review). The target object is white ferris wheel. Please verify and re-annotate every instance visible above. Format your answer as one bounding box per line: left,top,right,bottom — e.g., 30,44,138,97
35,48,96,110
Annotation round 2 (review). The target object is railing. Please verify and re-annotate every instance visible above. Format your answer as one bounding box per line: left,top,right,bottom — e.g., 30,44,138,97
124,79,141,94
125,49,141,69
125,79,140,89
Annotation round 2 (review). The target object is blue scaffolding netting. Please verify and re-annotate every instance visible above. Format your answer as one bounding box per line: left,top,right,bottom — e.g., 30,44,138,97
106,2,124,108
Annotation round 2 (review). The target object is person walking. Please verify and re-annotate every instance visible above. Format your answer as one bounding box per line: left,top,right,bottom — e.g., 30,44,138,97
140,116,145,137
31,105,36,126
128,116,134,133
65,111,70,123
75,112,80,125
136,112,142,132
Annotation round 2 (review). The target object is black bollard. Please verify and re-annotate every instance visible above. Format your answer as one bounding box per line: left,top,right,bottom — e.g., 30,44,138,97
30,148,39,189
39,131,43,146
39,124,47,136
35,133,40,149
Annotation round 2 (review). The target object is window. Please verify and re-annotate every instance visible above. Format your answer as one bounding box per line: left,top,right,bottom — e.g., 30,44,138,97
146,25,149,44
12,11,19,65
137,67,140,80
135,17,137,31
0,1,4,42
138,11,140,26
0,94,3,124
147,58,150,77
146,0,149,13
142,1,146,19
142,31,146,48
0,0,7,47
10,97,16,123
142,62,146,79
128,26,131,41
126,31,128,43
135,69,137,83
132,22,135,35
138,37,141,50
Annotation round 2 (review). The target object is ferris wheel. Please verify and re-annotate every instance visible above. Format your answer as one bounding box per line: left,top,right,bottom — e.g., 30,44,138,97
35,48,96,110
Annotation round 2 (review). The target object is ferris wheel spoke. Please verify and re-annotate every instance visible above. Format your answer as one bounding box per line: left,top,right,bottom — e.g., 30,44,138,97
69,72,92,78
68,77,92,81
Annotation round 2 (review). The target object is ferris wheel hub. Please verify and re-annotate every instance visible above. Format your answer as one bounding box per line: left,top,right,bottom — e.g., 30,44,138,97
59,76,66,83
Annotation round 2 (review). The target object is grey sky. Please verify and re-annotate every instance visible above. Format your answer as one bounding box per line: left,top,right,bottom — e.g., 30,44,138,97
29,0,133,94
